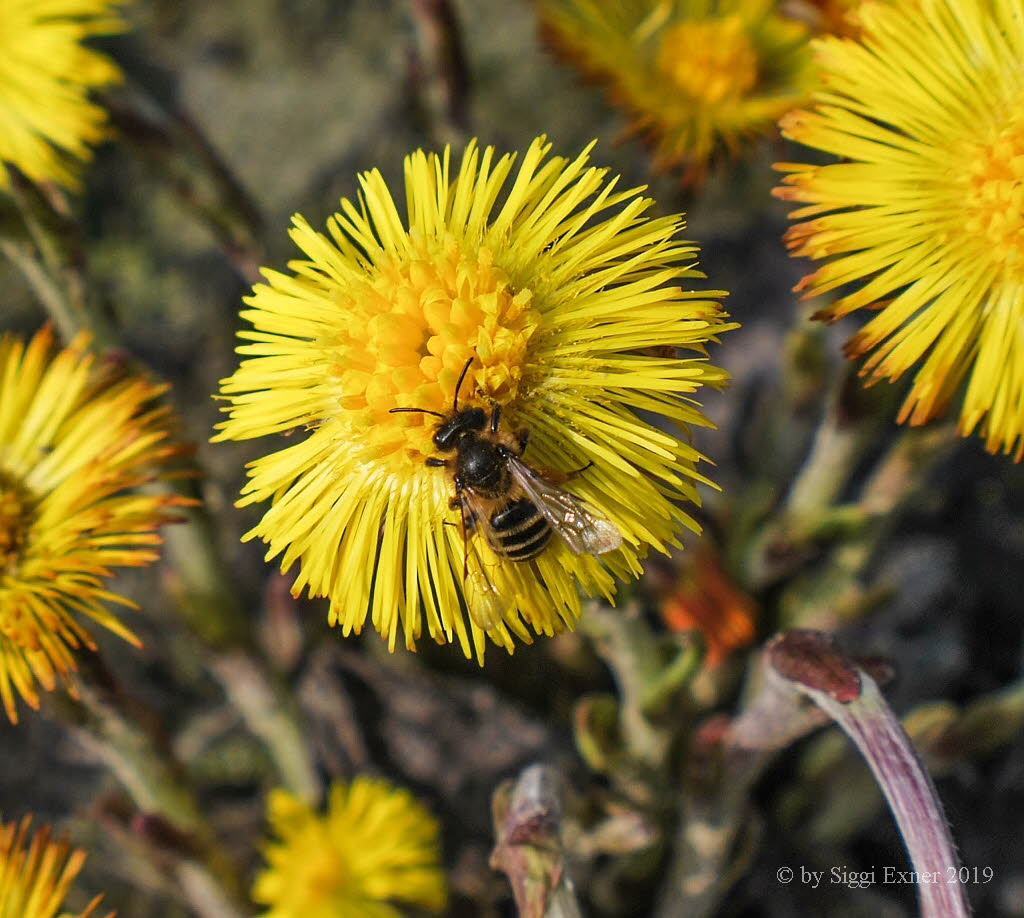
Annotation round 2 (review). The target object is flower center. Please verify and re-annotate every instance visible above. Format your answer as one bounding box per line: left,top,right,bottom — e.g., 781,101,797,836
0,476,31,574
285,838,352,910
326,232,541,463
959,112,1024,275
0,475,43,651
655,16,759,105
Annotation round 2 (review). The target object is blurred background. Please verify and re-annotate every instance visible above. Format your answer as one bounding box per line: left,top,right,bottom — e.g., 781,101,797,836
2,0,1023,915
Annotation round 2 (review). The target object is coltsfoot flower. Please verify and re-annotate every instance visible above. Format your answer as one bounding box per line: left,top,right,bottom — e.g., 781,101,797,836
537,0,816,185
253,778,447,918
0,0,127,190
216,136,733,660
0,815,108,918
0,327,187,722
776,0,1024,458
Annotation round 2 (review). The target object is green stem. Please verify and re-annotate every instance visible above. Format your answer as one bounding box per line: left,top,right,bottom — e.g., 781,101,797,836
208,650,321,803
0,173,116,346
781,422,958,630
653,652,829,918
578,602,671,772
406,0,471,146
745,364,898,589
158,481,322,802
58,657,251,918
0,240,85,342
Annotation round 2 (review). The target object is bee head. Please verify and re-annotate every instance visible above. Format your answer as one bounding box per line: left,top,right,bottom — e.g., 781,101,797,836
388,356,486,454
433,407,487,451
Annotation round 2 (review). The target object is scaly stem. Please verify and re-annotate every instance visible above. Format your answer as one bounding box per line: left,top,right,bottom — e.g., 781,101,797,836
58,655,250,918
578,602,671,772
769,631,971,918
491,764,583,918
407,0,471,146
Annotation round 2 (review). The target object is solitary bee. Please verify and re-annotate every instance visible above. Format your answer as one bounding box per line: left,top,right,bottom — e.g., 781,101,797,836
390,359,622,625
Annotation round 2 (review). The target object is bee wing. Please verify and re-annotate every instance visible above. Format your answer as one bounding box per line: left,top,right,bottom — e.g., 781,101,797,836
509,459,623,556
455,488,513,630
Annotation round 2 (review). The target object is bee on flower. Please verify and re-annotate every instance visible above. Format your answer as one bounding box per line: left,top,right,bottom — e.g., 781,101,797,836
0,327,188,722
775,0,1024,458
0,0,127,190
536,0,818,185
215,136,734,660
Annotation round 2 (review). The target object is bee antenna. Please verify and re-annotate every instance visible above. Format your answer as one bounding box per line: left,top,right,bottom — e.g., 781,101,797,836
388,407,445,418
453,357,474,413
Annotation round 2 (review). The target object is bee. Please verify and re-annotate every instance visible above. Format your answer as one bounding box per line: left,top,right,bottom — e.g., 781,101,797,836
389,358,623,626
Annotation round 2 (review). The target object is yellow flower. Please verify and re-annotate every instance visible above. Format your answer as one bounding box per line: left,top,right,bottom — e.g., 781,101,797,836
0,815,108,918
0,327,188,722
776,0,1024,458
253,778,447,918
537,0,816,185
215,137,733,661
0,0,127,190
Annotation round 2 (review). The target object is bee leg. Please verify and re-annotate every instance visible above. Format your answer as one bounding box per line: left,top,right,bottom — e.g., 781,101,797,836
489,404,501,433
535,460,593,483
449,478,476,532
452,488,475,580
516,427,529,453
425,457,448,467
565,460,594,480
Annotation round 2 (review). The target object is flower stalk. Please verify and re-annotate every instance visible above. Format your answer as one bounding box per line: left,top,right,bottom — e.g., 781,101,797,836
0,168,116,348
491,764,583,918
653,649,831,918
57,653,250,918
100,84,266,285
577,601,691,774
768,630,971,918
407,0,471,146
744,361,897,589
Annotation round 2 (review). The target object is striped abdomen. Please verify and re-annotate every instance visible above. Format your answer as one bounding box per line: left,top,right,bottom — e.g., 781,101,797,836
489,497,552,561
